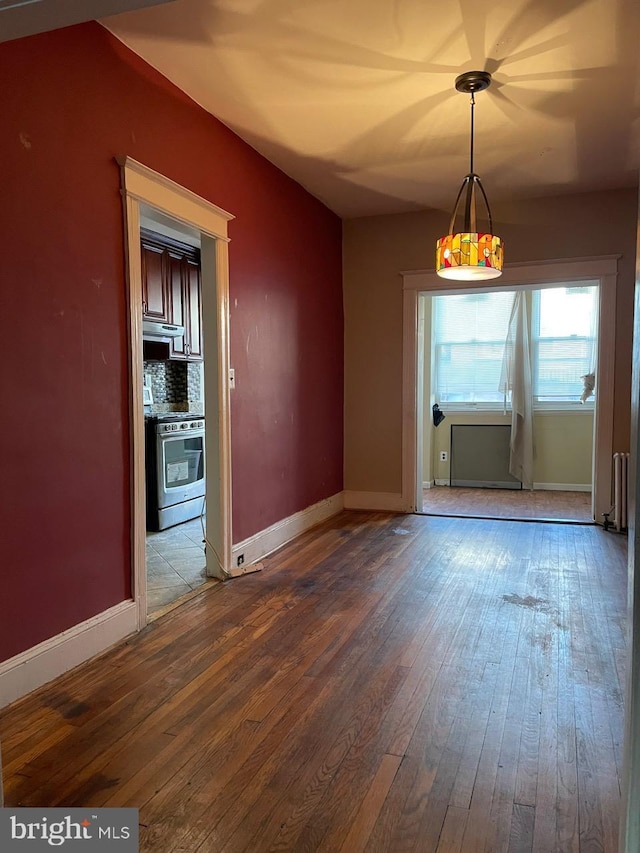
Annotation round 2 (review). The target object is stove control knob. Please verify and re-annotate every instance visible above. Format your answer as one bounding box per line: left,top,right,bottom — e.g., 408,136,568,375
181,423,189,429
198,421,204,428
172,424,178,431
164,424,171,432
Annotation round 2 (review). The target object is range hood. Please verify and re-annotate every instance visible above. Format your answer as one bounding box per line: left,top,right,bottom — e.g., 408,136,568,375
142,319,185,339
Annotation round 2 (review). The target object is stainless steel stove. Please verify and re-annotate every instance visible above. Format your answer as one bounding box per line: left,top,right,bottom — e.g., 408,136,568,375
145,414,205,531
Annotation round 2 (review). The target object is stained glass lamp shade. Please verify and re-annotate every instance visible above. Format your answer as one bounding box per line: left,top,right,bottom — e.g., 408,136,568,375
436,71,503,281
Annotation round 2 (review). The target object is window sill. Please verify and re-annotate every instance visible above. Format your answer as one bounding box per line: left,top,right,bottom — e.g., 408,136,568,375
436,403,595,415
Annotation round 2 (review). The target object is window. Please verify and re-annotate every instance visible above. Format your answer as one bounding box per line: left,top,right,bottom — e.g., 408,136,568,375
532,285,598,404
433,291,516,405
432,284,598,408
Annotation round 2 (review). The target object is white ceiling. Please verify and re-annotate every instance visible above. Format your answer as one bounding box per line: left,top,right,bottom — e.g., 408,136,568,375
0,0,174,43
34,0,640,217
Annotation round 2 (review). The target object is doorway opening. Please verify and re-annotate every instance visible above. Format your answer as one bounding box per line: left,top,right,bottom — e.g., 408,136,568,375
419,283,598,523
139,210,211,617
401,257,619,526
120,158,234,630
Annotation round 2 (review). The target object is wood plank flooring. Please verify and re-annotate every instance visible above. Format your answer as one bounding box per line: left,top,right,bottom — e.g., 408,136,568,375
0,511,627,852
422,487,593,523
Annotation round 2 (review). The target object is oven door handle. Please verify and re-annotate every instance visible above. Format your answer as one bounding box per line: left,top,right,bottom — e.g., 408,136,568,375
157,429,205,441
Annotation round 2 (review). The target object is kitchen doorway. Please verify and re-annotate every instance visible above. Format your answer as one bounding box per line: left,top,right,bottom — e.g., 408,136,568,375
139,217,209,616
120,158,233,629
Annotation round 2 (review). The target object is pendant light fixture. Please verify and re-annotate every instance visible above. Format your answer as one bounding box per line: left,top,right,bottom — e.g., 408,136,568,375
436,70,503,280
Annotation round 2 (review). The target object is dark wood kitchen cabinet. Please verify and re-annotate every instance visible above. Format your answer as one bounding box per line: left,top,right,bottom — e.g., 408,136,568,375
167,252,186,358
167,253,203,362
141,236,169,322
141,229,203,362
183,258,203,360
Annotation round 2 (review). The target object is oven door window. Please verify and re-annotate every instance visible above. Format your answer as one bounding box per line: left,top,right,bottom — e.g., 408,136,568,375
163,435,204,488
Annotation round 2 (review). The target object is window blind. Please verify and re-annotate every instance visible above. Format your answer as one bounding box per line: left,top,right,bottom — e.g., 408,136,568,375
433,291,515,404
432,285,598,407
532,285,598,402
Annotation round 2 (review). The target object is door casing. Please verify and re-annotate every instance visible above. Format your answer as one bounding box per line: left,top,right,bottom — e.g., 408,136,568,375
401,256,619,522
119,157,234,629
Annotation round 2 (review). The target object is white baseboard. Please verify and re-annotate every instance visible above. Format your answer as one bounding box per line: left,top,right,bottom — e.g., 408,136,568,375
422,480,434,490
231,491,344,569
0,600,137,709
343,491,406,511
533,482,591,492
430,479,590,492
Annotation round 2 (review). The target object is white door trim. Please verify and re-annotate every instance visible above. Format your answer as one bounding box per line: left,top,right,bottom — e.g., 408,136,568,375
402,288,420,511
401,256,619,520
620,195,640,851
119,157,234,629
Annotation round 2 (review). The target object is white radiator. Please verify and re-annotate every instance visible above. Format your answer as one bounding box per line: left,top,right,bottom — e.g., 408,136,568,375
613,452,630,531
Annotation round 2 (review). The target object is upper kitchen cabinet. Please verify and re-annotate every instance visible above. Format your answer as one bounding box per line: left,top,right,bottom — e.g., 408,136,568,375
167,251,203,362
141,229,203,362
167,251,186,359
183,258,203,361
141,232,169,322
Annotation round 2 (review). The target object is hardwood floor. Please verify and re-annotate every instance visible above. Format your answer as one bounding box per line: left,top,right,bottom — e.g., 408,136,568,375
0,511,627,852
422,486,593,523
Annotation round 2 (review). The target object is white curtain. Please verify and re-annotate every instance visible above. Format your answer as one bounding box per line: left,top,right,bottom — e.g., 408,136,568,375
580,289,600,403
499,291,534,489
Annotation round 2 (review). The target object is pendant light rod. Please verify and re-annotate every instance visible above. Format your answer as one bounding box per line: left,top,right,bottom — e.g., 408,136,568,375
469,91,475,175
455,69,491,178
463,92,477,232
452,70,494,234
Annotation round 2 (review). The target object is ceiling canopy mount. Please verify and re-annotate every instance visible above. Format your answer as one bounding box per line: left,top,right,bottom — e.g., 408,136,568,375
454,70,492,95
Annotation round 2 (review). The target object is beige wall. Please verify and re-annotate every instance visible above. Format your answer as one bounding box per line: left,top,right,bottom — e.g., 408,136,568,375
427,411,594,487
343,187,638,494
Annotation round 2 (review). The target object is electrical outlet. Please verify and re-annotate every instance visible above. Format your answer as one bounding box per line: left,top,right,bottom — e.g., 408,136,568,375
440,451,448,462
237,554,244,567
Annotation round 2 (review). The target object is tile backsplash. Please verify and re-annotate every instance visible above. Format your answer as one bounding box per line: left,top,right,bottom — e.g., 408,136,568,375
187,362,203,410
144,360,204,413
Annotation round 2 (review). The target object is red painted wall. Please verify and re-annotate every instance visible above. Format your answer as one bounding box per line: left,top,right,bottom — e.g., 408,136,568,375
0,23,343,663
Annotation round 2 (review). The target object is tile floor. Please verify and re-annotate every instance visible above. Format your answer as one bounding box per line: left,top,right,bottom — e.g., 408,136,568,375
146,517,208,616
